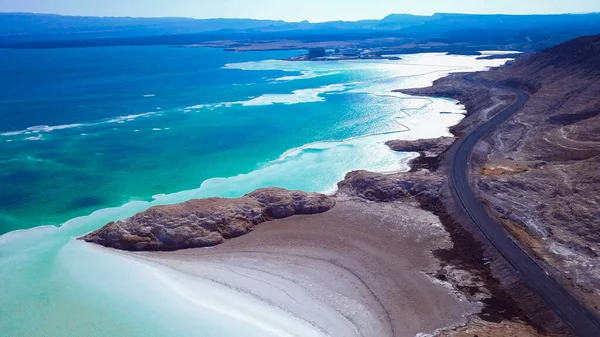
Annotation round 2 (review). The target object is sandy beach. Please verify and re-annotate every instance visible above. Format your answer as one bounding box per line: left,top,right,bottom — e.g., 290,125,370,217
122,200,480,337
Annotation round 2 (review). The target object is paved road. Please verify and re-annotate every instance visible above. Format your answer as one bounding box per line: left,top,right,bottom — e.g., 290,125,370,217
449,74,600,336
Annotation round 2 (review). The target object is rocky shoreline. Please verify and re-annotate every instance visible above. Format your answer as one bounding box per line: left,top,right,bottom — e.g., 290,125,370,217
79,136,455,254
80,135,543,336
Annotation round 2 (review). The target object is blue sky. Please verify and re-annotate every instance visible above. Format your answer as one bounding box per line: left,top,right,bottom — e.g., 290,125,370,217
2,0,600,22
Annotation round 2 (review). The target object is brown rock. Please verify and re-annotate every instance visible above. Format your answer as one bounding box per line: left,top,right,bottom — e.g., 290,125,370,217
385,137,454,156
79,188,335,251
386,137,456,172
337,170,445,204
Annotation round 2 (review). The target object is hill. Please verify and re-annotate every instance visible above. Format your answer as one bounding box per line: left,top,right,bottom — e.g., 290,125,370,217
1,12,600,51
392,33,600,334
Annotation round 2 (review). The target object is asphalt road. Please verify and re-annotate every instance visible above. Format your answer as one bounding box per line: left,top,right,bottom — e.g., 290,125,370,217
449,74,600,336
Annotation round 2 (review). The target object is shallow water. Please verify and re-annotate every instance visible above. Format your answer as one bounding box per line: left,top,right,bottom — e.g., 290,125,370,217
0,47,513,336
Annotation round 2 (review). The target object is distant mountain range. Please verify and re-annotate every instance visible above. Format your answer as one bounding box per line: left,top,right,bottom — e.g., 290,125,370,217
1,12,600,50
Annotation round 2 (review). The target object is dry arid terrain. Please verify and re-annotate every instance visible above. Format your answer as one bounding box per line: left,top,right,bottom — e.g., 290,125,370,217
475,35,600,313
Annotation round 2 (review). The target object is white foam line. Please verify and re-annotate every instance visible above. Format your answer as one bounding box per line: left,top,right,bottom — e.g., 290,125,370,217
2,124,78,136
274,95,454,163
274,129,409,163
1,112,158,137
106,112,156,124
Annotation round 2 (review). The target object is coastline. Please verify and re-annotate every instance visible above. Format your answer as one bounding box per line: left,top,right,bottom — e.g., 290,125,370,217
119,200,480,337
97,68,553,336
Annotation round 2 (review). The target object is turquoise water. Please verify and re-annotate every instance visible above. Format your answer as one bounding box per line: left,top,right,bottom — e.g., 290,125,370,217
0,47,512,336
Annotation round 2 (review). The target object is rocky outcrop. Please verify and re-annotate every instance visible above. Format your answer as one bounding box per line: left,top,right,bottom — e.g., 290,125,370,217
337,170,445,206
385,137,454,155
79,188,335,251
386,137,455,172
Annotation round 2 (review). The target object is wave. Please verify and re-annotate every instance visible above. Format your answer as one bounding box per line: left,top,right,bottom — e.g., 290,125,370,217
1,113,158,137
1,123,85,136
188,102,236,110
106,112,157,124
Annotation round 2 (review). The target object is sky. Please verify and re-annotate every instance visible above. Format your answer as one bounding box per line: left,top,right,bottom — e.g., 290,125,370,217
1,0,600,22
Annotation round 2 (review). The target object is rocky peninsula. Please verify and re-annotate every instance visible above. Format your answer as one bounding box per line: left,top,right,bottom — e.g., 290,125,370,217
80,188,335,251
